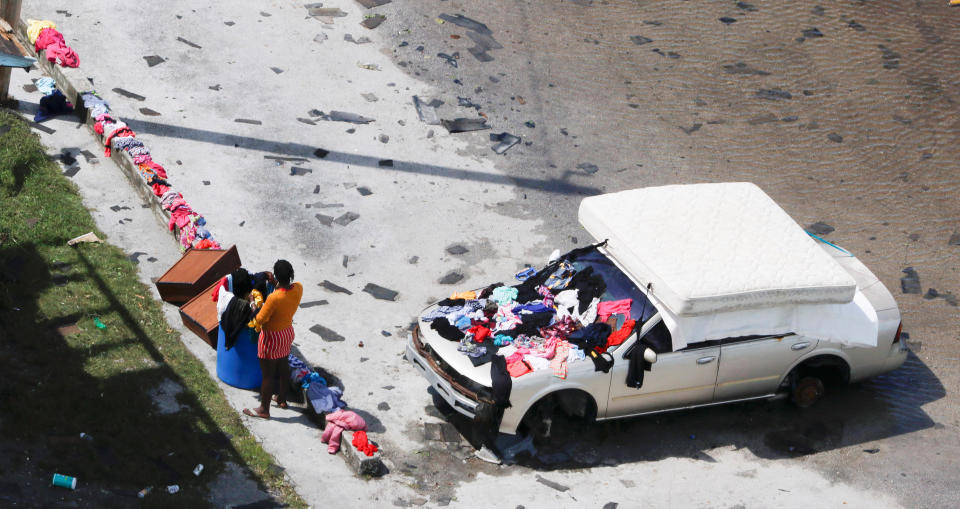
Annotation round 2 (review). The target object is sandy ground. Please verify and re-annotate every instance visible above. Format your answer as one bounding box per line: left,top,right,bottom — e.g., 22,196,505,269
10,0,959,507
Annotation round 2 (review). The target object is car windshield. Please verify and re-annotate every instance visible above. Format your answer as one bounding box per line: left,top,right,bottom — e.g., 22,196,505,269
569,247,658,326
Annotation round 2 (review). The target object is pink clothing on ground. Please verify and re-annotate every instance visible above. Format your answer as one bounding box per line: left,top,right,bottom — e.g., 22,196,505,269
597,299,632,322
321,410,367,454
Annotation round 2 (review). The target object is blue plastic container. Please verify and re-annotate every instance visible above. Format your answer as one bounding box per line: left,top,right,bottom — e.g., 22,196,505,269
216,325,262,389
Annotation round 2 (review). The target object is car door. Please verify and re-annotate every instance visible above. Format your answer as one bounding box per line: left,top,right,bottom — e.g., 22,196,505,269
604,317,721,418
713,334,818,401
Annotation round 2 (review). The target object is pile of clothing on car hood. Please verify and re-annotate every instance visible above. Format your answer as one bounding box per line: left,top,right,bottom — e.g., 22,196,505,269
421,243,639,379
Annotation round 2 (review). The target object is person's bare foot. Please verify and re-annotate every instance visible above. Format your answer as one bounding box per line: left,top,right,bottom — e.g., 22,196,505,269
272,395,288,409
243,408,270,419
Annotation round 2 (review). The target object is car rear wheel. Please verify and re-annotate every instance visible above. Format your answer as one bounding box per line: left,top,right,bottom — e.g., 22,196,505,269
791,376,825,408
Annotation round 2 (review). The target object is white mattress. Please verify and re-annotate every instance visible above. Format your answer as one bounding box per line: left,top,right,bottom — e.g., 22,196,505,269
578,182,857,316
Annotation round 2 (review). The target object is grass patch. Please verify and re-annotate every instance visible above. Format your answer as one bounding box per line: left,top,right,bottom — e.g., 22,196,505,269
0,111,306,507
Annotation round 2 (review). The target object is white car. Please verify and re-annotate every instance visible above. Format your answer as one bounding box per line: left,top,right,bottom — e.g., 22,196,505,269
407,183,908,439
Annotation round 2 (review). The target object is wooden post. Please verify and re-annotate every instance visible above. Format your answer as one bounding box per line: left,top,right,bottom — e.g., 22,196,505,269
0,0,24,101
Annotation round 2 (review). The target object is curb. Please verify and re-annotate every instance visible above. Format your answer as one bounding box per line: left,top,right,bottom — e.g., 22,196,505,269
15,18,178,242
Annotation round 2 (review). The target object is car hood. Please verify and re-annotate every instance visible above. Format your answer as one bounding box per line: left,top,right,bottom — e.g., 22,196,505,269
418,306,492,387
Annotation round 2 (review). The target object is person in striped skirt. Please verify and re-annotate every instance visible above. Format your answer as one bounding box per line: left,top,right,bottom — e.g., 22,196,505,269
243,259,303,419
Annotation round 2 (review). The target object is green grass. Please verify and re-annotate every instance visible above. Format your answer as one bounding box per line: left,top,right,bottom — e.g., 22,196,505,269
0,111,306,508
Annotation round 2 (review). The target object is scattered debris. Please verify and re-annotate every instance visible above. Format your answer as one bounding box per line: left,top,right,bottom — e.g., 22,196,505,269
755,88,792,100
378,159,393,167
57,323,81,336
439,271,464,285
806,221,834,235
334,212,360,226
314,148,330,158
379,134,389,143
490,132,520,154
719,17,737,24
298,117,317,125
458,97,481,110
948,232,960,246
234,118,263,125
721,62,770,76
265,155,309,162
802,27,824,38
316,111,375,124
300,300,329,308
437,52,459,68
748,113,779,125
535,475,569,492
290,167,312,176
446,244,469,255
176,37,202,49
127,252,147,264
827,133,844,143
314,33,328,44
467,31,502,50
736,2,758,11
143,55,165,67
900,267,921,294
438,14,492,34
408,256,419,264
306,7,347,18
923,288,958,306
139,107,161,116
680,123,702,135
345,33,372,44
468,46,494,62
863,448,880,454
412,96,441,125
364,283,399,301
112,88,146,101
441,118,490,133
878,45,900,69
356,0,392,7
51,473,77,490
271,67,284,74
357,186,373,196
361,15,386,29
67,232,102,246
577,163,599,174
310,324,346,342
320,280,353,295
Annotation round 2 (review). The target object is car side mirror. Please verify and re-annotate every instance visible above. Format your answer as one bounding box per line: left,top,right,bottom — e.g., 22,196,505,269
643,347,657,364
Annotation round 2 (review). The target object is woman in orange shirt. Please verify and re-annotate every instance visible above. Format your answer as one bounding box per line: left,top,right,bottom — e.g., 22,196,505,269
243,259,303,419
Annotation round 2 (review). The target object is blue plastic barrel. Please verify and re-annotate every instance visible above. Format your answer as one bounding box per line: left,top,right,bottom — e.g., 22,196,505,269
216,325,262,389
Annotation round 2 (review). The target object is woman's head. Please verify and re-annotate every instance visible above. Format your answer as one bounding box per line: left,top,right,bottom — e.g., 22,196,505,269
274,259,294,287
231,268,252,297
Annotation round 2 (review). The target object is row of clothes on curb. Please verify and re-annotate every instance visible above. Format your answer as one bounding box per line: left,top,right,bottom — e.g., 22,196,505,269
27,19,79,68
289,354,378,456
422,244,637,380
80,91,222,251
